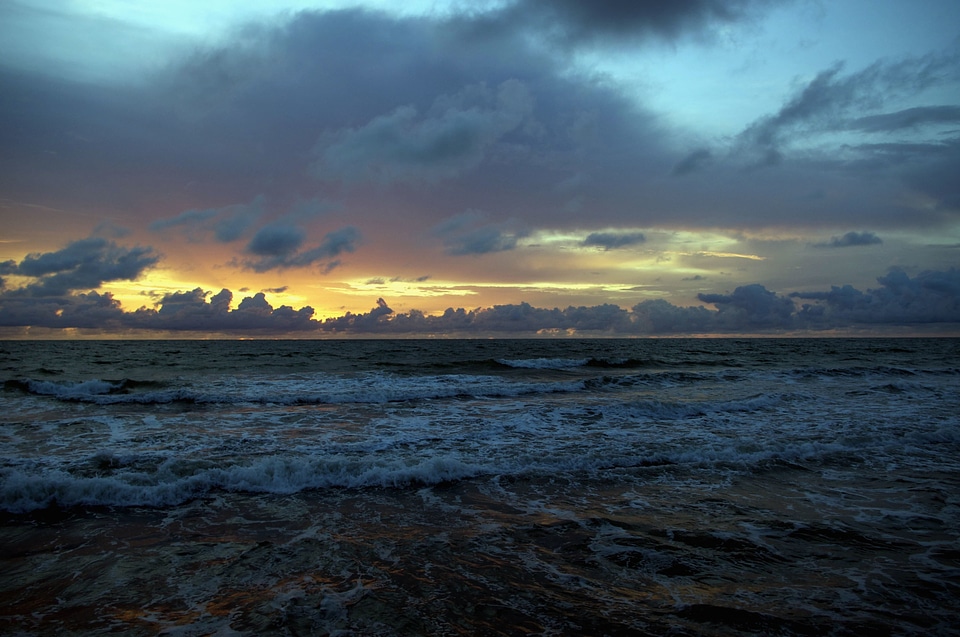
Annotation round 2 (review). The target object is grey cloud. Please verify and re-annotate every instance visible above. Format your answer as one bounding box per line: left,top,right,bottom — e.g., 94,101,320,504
127,288,316,332
581,231,646,250
315,79,534,185
464,0,783,46
320,298,394,332
698,283,795,329
3,266,959,334
4,237,159,297
793,268,960,326
738,52,960,162
3,4,959,264
672,148,713,175
849,105,960,132
246,225,304,257
0,291,127,329
0,8,672,236
814,231,883,248
631,298,715,333
434,211,528,255
150,197,265,243
243,226,361,272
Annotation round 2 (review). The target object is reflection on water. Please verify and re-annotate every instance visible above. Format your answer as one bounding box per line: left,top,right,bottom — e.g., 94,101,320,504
4,463,958,636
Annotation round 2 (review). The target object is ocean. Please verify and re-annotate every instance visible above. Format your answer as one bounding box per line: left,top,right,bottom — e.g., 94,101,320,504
1,338,958,636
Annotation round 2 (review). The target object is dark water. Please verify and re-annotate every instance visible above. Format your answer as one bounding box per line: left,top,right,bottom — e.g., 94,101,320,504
1,338,959,635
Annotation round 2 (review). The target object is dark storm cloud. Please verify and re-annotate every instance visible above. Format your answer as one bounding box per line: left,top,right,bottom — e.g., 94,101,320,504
814,231,883,248
3,237,159,297
580,231,646,250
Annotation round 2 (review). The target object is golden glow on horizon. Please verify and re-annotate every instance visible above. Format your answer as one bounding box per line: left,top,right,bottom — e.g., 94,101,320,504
686,251,765,261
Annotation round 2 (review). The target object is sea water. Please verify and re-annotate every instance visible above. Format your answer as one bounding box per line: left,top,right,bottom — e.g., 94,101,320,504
1,338,958,635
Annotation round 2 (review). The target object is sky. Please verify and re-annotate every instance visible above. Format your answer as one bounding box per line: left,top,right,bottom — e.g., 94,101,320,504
1,0,959,337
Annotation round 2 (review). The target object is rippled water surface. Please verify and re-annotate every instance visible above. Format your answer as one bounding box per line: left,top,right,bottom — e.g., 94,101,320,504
2,338,959,635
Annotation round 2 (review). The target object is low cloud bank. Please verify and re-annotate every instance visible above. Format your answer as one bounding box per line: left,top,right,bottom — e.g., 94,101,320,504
1,243,958,335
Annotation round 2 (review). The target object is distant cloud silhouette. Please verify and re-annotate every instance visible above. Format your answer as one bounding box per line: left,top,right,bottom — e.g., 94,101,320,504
814,231,883,248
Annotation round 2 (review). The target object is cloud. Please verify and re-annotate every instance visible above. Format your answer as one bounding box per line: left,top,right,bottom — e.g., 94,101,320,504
149,197,265,243
320,297,394,332
2,3,959,303
848,105,960,132
737,52,960,163
434,211,529,255
698,283,796,328
581,231,646,250
814,231,883,248
126,288,317,332
314,79,534,185
462,0,784,46
246,224,304,257
793,268,960,326
3,265,959,334
672,148,713,175
3,237,159,297
243,226,361,272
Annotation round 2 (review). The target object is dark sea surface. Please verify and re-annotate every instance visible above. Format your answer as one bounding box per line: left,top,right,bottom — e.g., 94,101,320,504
1,338,959,636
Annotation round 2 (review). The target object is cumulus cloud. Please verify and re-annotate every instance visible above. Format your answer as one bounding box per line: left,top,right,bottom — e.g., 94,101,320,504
2,237,158,297
698,283,796,328
581,231,646,250
814,231,883,248
793,267,960,326
125,288,317,332
3,265,959,334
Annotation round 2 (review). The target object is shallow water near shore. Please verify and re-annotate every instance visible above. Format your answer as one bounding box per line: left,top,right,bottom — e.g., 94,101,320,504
2,338,959,635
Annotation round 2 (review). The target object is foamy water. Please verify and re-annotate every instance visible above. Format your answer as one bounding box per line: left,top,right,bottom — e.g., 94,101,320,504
2,338,959,635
